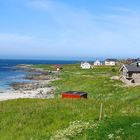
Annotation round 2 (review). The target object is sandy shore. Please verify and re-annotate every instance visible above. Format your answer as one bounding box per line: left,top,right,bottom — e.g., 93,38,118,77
0,65,57,101
0,80,55,101
0,87,54,101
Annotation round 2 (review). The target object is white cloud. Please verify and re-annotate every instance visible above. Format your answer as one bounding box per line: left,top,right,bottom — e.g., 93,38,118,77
110,7,137,14
27,0,52,11
1,1,140,59
27,2,140,57
0,33,32,43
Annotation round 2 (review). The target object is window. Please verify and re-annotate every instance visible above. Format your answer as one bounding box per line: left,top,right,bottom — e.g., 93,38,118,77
128,73,132,77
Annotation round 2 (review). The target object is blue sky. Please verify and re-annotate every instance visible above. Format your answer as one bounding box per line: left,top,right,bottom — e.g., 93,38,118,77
0,0,140,60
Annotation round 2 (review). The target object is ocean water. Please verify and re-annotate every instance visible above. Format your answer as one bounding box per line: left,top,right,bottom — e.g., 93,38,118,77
0,59,79,91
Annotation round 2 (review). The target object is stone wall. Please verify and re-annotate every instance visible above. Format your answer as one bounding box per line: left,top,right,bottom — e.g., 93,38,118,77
132,73,140,83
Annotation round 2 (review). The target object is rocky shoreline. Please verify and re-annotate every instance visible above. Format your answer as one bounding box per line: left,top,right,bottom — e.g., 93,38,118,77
0,64,58,101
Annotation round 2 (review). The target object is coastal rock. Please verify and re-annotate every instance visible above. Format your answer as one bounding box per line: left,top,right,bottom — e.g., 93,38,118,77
25,74,51,80
110,76,120,80
1,64,58,101
11,81,51,90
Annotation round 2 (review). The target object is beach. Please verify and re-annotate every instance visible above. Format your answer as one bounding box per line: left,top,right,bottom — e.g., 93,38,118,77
0,82,55,101
0,64,57,101
0,59,79,101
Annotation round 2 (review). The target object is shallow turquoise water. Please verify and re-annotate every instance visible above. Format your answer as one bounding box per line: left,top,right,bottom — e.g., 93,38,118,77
0,59,79,90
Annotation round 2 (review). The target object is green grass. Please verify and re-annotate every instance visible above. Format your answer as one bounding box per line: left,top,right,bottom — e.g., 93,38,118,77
0,64,140,140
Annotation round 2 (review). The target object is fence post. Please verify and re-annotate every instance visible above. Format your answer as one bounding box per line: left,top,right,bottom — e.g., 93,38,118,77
99,103,103,121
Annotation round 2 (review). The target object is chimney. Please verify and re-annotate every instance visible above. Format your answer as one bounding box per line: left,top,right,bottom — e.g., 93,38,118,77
137,62,139,67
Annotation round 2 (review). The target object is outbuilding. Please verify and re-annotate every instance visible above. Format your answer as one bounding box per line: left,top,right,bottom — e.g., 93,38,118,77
62,91,88,99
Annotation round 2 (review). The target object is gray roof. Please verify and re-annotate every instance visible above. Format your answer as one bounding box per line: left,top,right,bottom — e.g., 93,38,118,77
124,65,140,73
106,58,117,62
130,61,140,66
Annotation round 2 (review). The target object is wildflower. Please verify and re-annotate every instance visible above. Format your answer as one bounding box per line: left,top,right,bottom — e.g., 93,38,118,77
115,128,124,134
50,120,99,140
108,133,114,139
116,136,121,139
131,122,140,127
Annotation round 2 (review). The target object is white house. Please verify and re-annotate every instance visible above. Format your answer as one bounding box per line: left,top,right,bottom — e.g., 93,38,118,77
94,59,102,66
80,62,91,69
105,59,117,66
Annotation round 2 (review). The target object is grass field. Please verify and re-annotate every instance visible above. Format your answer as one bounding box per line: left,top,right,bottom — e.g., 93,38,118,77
0,64,140,140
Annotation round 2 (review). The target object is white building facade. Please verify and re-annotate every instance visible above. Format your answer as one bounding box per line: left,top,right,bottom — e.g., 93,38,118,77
80,62,91,69
105,59,117,66
94,59,102,66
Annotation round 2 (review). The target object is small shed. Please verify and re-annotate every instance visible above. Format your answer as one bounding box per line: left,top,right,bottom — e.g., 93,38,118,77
54,65,62,71
62,91,88,99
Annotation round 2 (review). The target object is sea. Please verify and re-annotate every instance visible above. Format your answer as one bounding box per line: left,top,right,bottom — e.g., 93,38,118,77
0,59,79,91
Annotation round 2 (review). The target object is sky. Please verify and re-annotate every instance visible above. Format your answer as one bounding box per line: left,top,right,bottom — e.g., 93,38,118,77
0,0,140,60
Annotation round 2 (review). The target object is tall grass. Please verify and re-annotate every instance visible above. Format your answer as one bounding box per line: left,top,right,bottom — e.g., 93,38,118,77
0,64,140,139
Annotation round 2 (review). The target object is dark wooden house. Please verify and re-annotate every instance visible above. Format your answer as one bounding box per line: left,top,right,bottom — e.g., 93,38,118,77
120,62,140,83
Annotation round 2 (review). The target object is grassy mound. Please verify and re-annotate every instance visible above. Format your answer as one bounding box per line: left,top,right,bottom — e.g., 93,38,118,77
0,64,140,140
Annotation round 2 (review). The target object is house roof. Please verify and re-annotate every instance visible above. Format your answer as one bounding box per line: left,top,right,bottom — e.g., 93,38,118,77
94,59,100,62
120,64,140,73
63,91,88,96
81,62,90,65
105,59,117,62
130,61,140,66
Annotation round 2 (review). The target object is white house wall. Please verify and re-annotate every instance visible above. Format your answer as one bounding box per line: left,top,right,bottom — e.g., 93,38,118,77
105,61,116,66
